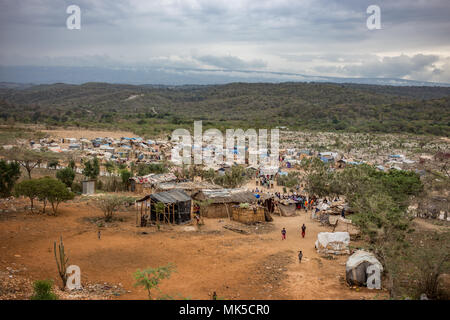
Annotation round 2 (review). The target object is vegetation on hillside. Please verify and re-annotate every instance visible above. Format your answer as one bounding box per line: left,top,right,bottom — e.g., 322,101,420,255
0,82,449,136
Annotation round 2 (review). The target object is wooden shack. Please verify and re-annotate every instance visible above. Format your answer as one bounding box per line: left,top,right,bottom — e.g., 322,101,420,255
130,172,177,194
192,189,261,218
231,205,265,224
155,181,221,196
136,189,191,226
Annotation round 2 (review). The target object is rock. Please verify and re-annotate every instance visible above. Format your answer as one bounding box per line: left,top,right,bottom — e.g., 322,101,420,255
420,293,429,300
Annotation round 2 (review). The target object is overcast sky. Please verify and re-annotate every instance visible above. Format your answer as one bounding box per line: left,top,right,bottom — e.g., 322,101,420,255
1,0,450,83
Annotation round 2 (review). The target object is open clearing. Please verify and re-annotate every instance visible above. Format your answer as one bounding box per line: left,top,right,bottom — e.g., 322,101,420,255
0,199,388,300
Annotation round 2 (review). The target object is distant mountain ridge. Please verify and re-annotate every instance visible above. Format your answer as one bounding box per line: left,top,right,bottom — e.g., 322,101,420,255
0,66,449,87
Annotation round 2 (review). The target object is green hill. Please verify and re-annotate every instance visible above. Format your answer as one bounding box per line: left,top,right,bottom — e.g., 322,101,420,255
0,82,449,136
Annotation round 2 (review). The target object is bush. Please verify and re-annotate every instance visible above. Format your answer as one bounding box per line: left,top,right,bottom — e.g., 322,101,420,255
30,279,58,300
134,263,176,299
56,167,75,188
14,179,40,211
15,178,75,214
96,195,134,222
0,160,21,197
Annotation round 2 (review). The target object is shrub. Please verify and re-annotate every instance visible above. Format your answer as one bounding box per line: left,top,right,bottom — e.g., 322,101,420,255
0,160,21,197
14,179,40,212
56,167,75,188
30,279,58,300
96,195,134,222
134,263,176,299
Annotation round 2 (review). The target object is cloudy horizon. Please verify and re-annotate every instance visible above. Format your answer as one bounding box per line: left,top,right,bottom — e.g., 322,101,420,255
1,0,450,85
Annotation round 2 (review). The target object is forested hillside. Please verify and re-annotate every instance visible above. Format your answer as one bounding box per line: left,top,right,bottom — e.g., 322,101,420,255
0,82,449,136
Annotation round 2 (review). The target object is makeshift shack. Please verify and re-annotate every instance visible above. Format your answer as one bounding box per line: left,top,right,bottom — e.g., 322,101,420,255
136,189,191,226
277,199,297,217
155,181,221,196
329,216,360,239
231,204,266,224
315,232,350,255
130,173,177,194
192,189,261,218
346,250,383,287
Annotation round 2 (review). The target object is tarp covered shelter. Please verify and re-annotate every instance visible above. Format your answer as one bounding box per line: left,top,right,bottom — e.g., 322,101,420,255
130,172,177,193
346,250,383,287
136,189,191,226
315,232,350,255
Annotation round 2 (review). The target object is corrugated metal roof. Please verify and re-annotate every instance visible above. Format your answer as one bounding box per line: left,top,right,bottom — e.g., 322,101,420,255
193,188,260,204
131,173,177,185
150,189,191,204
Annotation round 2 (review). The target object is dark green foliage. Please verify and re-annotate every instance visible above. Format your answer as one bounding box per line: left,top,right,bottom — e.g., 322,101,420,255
137,163,167,176
15,177,74,214
276,172,300,188
1,82,449,136
213,165,248,188
120,169,132,189
40,178,75,214
14,178,41,211
82,157,100,180
30,279,58,300
0,160,21,197
134,263,176,299
56,167,76,188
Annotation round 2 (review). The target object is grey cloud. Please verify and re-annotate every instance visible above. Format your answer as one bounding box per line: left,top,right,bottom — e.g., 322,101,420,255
194,55,267,70
0,0,450,83
314,54,447,81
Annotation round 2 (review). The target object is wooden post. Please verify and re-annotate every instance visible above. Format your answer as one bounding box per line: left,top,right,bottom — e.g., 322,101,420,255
224,202,231,220
172,203,175,224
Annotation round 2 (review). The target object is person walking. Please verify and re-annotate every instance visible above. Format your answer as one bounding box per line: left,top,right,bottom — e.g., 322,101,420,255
281,227,287,240
298,250,303,263
301,224,306,238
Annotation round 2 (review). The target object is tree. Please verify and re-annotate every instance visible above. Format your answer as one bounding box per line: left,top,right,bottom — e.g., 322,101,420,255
0,160,21,197
409,232,450,299
137,163,167,176
133,263,176,299
14,179,40,212
96,195,133,222
327,165,423,298
214,165,247,188
48,160,59,170
56,167,76,188
82,157,100,180
104,161,116,175
301,157,336,197
4,147,59,179
42,178,75,215
120,169,132,190
68,159,76,170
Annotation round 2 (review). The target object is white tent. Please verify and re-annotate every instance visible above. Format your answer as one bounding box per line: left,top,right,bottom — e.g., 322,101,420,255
315,232,350,255
346,250,383,287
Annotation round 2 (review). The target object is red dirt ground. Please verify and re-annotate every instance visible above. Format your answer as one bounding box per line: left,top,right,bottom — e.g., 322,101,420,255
0,199,388,300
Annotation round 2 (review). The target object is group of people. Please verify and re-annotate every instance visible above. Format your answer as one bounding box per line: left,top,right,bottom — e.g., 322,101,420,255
281,224,307,263
258,175,274,189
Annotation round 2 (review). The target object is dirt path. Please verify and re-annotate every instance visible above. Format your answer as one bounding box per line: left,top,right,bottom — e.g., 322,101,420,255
0,200,384,300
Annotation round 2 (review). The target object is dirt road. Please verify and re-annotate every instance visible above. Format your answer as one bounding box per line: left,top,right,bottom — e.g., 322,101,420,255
0,199,384,300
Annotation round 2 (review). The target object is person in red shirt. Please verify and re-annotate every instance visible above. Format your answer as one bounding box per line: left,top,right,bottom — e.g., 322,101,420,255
301,224,306,238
